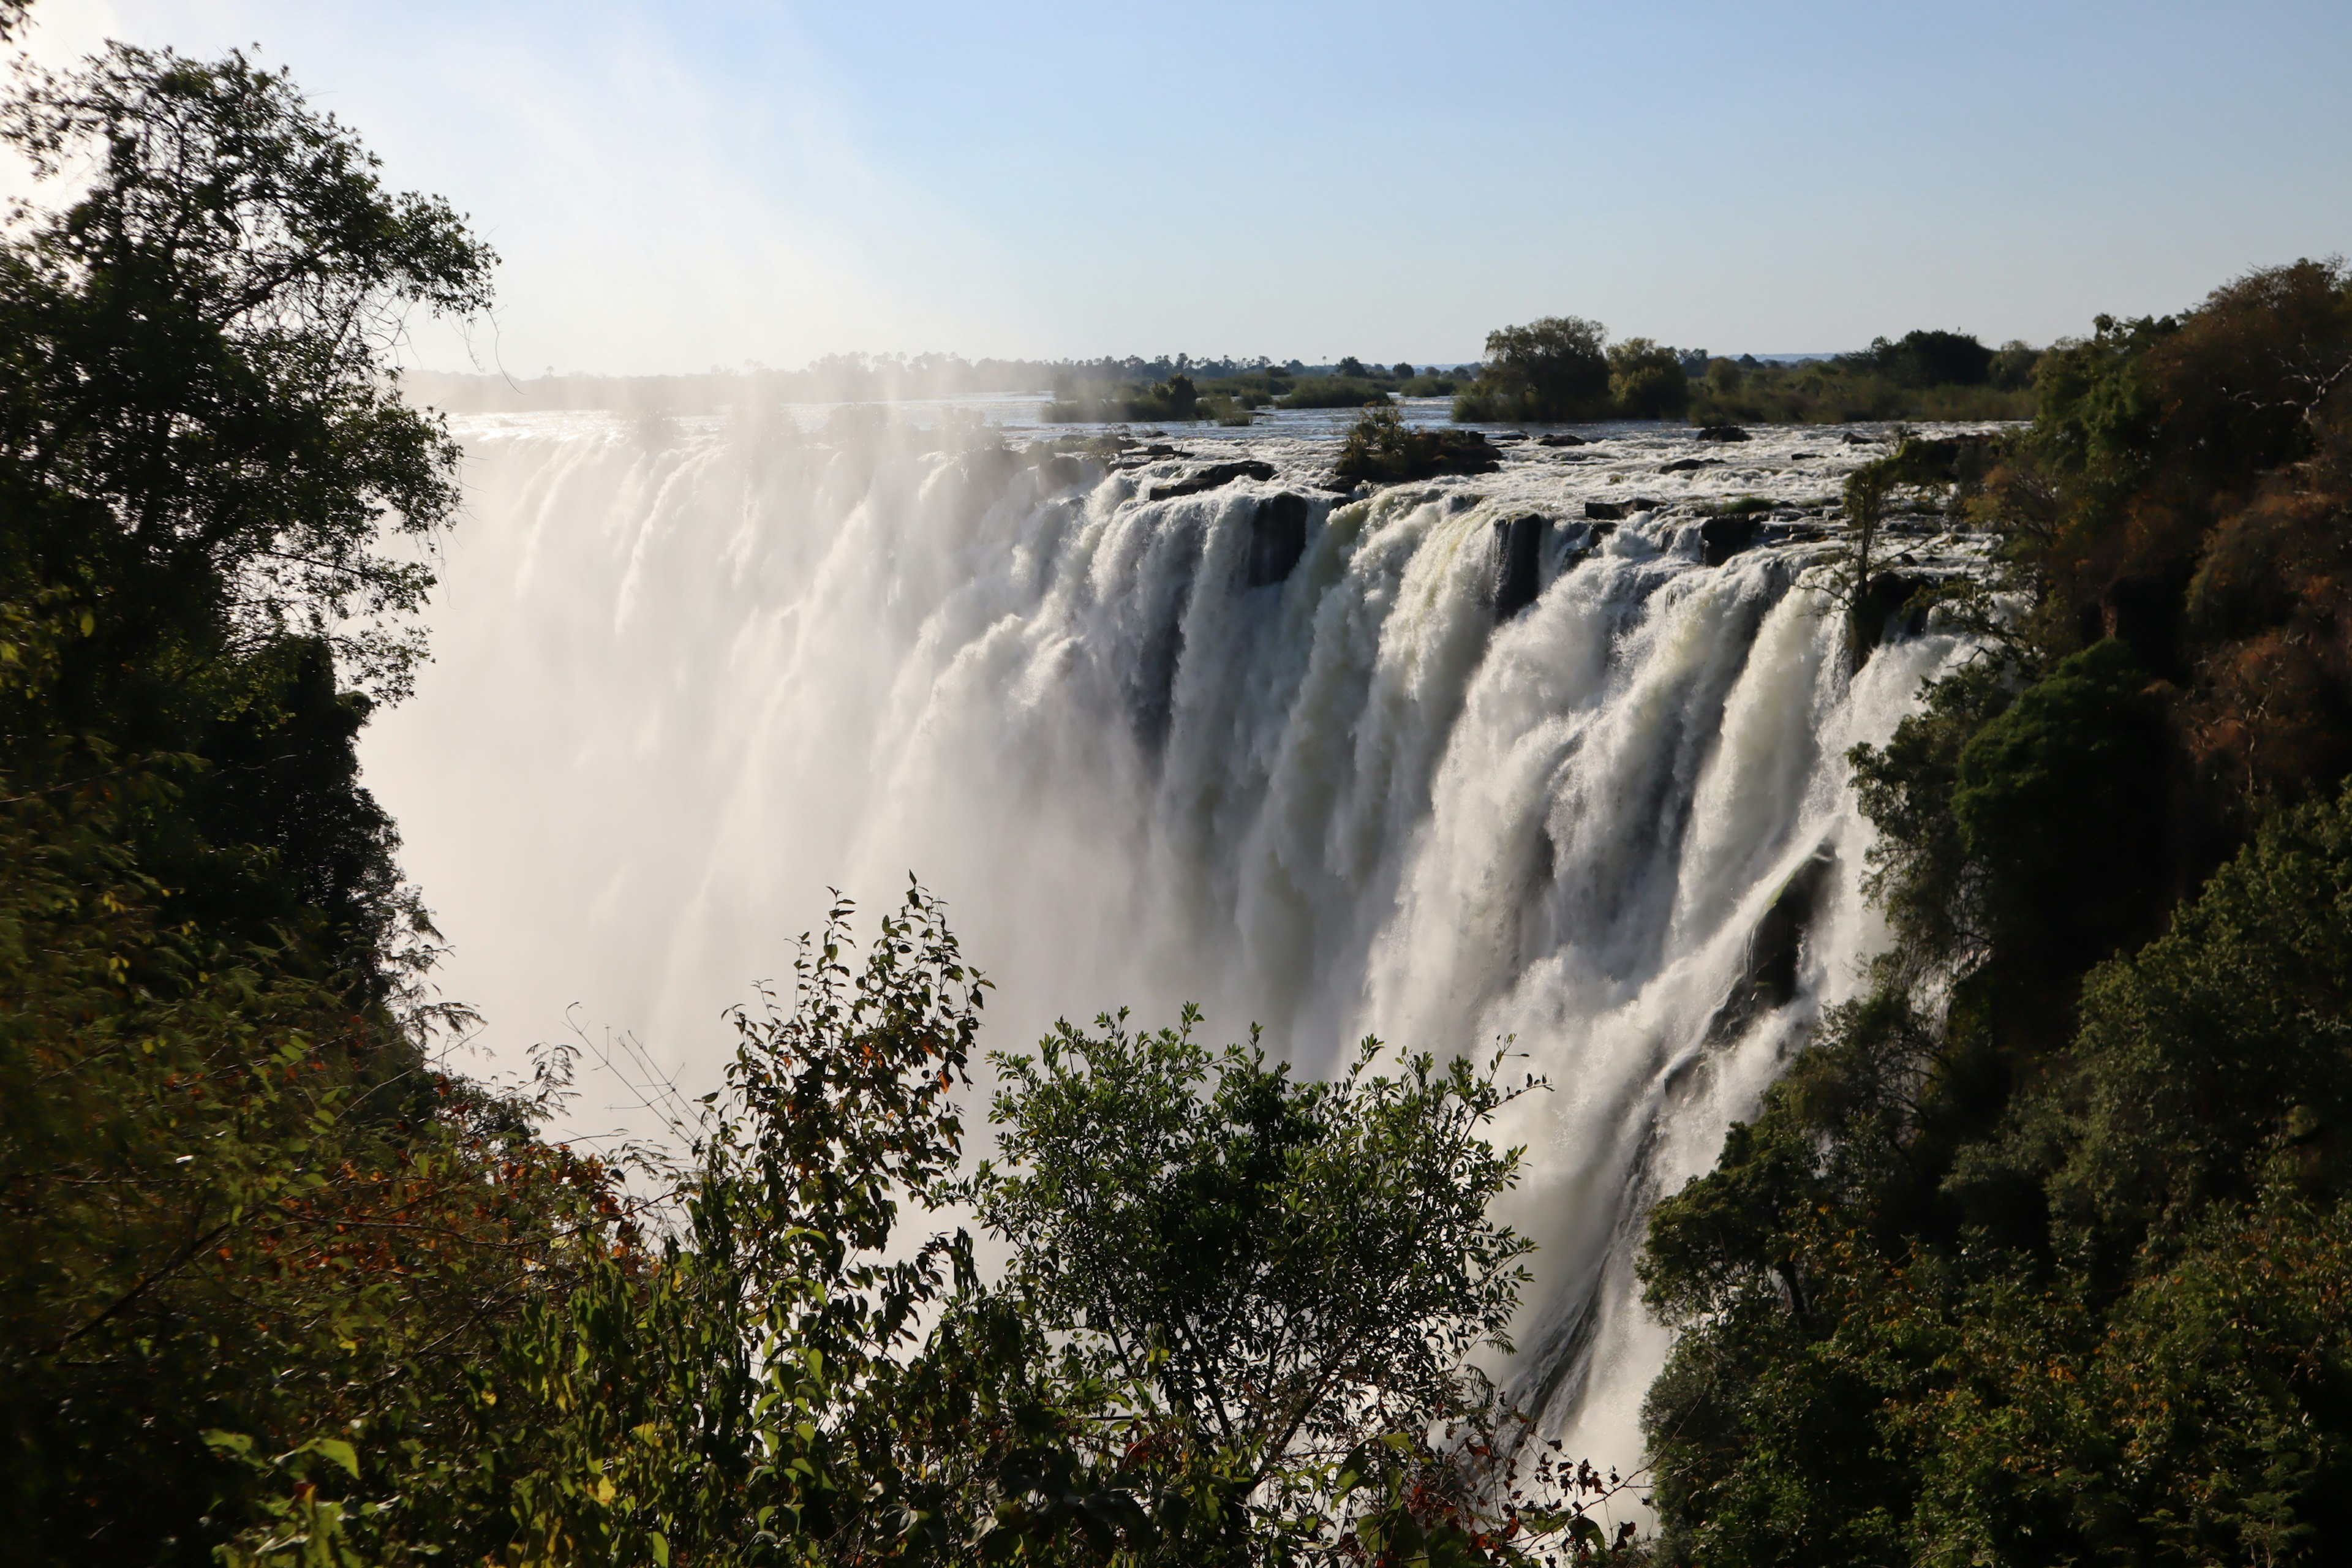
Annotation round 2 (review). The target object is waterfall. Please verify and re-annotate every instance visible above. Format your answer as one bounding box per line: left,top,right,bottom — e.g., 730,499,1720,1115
362,408,1977,1468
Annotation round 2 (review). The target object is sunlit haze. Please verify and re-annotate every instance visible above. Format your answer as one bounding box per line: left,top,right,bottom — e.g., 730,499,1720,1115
20,0,2352,372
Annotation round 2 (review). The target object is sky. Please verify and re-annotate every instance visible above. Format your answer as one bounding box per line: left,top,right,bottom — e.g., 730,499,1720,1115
14,0,2352,374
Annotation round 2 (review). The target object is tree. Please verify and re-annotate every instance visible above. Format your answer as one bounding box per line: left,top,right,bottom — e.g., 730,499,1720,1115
1453,317,1611,422
973,1011,1539,1507
1605,337,1689,420
0,42,495,704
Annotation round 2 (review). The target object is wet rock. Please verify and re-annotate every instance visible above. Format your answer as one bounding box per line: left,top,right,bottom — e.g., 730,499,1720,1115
1492,513,1545,619
1538,432,1589,447
1841,431,1880,446
1660,457,1725,474
1731,848,1837,1030
1332,426,1502,485
1585,500,1628,521
1033,453,1085,489
1695,425,1752,442
1856,570,1933,651
1150,459,1276,500
1245,493,1311,587
1700,514,1763,565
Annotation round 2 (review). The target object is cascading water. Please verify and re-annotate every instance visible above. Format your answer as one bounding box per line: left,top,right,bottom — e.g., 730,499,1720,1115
363,406,1981,1470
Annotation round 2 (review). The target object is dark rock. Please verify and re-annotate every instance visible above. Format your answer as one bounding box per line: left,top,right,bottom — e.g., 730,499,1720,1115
1695,425,1752,442
1151,459,1276,500
1856,570,1932,651
1585,500,1627,521
1841,431,1880,446
1700,514,1763,565
1332,426,1502,485
1661,457,1725,475
1033,453,1085,489
1492,514,1545,619
1537,432,1589,447
1245,493,1311,588
1709,847,1837,1039
1488,431,1528,442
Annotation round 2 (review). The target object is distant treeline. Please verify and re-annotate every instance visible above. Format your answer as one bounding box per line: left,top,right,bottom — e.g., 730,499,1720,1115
404,353,1469,415
1451,317,2040,424
414,333,2037,428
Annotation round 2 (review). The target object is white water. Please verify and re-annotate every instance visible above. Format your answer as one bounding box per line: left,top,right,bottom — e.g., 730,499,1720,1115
363,405,1980,1468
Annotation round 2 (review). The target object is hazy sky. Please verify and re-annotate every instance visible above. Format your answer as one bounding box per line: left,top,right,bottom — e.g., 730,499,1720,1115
18,1,2352,373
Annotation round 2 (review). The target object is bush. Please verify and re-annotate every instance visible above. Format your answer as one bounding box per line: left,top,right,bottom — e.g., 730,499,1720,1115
1276,376,1395,410
1607,337,1691,420
1332,406,1501,484
1452,316,1611,422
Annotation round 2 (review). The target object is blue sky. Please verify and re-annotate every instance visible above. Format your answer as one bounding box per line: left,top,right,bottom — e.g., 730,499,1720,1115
20,1,2352,373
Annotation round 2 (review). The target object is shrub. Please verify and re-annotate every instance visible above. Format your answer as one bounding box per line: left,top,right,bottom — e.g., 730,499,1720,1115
1332,406,1501,484
1452,316,1611,422
1608,337,1691,420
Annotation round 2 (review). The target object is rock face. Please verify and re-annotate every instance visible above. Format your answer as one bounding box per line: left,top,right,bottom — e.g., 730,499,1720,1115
1856,570,1932,651
1709,846,1837,1038
1695,425,1752,442
1150,459,1276,500
1700,514,1762,565
1033,453,1085,489
1245,493,1311,587
1492,513,1545,619
1661,457,1725,474
1585,500,1627,521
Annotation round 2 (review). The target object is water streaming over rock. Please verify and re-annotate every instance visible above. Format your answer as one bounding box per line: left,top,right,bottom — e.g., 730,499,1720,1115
363,407,1981,1468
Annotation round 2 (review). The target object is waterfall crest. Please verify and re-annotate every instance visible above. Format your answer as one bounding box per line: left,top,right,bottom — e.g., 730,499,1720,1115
363,410,1979,1465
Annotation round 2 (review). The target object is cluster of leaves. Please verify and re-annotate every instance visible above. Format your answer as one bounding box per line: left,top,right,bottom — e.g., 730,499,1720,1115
1442,319,1700,424
1331,407,1501,485
1044,375,1219,424
1637,259,2352,1566
1684,339,2038,426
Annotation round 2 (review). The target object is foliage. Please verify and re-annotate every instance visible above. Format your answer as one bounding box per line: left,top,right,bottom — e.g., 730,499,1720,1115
1604,339,1689,420
1276,377,1396,410
1686,355,2033,426
0,43,494,701
1640,258,2352,1566
1044,375,1208,423
1332,407,1501,485
975,1011,1539,1483
1452,317,1611,423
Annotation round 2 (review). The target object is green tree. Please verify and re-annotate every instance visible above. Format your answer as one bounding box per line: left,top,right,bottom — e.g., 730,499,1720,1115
1453,317,1611,423
1605,338,1689,420
975,1013,1538,1484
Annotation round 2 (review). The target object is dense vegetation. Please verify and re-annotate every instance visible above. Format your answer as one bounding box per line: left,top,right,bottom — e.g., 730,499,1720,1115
1446,319,2035,426
0,22,1642,1566
1686,332,2038,424
1639,258,2352,1565
1330,407,1502,485
1042,361,1468,426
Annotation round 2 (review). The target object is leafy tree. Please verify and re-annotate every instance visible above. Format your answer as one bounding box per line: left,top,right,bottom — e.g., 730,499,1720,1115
1452,317,1611,423
975,1012,1538,1489
1604,338,1689,420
